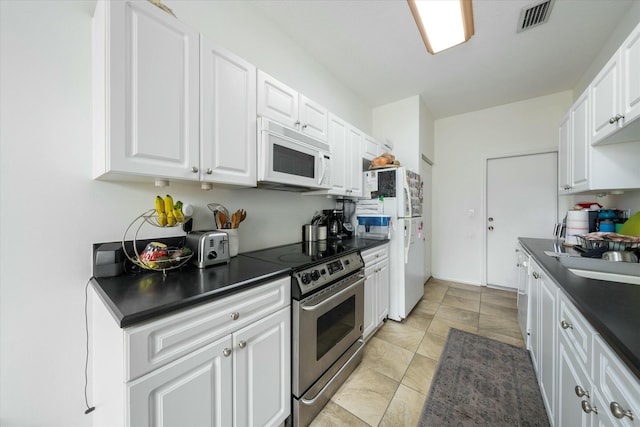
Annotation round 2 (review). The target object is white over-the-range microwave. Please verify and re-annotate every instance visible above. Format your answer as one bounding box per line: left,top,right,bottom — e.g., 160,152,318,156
257,117,332,191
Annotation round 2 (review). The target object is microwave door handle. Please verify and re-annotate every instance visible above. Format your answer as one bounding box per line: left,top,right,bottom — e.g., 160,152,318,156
318,153,326,185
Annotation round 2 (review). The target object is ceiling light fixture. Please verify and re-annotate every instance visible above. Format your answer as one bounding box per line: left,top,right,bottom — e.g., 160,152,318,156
408,0,474,54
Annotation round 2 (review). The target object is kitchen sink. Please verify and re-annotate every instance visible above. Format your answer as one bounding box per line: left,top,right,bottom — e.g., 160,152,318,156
558,256,640,285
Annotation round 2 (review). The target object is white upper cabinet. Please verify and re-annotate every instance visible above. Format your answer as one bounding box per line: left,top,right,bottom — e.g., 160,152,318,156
621,23,640,128
257,70,328,141
328,114,348,193
569,90,590,193
363,135,381,160
299,95,329,142
200,38,257,186
347,125,364,196
591,21,640,146
93,1,258,187
93,0,200,181
558,112,571,194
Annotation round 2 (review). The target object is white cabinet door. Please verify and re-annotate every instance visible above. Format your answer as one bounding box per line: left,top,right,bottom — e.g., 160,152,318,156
200,38,256,187
257,70,299,128
591,53,622,145
557,336,593,427
95,0,200,180
375,257,390,325
127,335,233,427
570,90,590,192
558,111,571,194
539,272,557,423
299,95,328,142
363,135,380,160
348,125,364,196
621,23,640,126
328,113,348,193
233,307,291,427
363,264,377,340
529,260,541,374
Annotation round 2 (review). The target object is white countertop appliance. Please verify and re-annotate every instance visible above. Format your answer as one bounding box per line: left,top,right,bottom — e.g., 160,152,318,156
359,166,424,321
257,117,331,191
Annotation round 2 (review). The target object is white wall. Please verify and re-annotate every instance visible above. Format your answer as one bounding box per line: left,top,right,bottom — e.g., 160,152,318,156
0,1,370,426
432,92,573,285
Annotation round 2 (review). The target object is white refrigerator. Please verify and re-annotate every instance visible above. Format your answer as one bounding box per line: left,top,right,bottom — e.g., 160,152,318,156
359,167,424,321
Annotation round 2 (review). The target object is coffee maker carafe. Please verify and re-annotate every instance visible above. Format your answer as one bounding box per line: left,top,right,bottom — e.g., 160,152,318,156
323,209,343,238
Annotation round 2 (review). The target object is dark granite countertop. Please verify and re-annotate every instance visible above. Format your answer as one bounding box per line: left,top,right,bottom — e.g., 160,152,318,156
91,237,388,329
92,256,291,328
519,238,640,380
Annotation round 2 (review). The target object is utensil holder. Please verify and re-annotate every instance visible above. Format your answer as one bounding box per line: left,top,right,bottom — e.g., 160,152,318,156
226,229,239,257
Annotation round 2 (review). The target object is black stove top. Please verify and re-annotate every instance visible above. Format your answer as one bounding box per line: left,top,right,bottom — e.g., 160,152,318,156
242,240,357,270
242,240,364,299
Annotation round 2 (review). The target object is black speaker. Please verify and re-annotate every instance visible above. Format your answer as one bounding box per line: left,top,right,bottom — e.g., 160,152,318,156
93,242,125,278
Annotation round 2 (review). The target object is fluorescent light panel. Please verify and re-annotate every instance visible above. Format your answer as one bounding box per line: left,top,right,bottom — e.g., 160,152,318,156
408,0,474,54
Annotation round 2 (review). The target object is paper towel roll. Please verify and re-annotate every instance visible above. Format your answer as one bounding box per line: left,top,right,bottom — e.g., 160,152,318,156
565,210,589,245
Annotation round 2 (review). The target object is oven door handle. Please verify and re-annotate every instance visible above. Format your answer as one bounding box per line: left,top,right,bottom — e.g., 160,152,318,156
300,338,364,406
300,275,365,312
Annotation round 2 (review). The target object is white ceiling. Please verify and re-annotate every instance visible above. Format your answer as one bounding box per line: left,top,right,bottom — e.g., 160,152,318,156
251,0,635,118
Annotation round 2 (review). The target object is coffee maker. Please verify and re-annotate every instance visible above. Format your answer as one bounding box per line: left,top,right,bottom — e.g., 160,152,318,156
323,209,343,238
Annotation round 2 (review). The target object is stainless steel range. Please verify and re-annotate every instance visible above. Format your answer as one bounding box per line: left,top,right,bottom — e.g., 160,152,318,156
242,242,365,427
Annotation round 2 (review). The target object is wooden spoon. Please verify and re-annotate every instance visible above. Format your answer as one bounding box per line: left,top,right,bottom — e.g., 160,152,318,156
217,211,228,229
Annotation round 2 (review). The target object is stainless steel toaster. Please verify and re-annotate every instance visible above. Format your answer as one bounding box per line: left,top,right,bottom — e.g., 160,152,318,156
185,230,230,268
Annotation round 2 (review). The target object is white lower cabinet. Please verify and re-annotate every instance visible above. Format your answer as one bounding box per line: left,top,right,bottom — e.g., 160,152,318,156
92,277,291,427
522,248,640,427
361,244,389,340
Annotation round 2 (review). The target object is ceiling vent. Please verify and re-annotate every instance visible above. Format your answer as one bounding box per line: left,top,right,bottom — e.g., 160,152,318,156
517,0,555,33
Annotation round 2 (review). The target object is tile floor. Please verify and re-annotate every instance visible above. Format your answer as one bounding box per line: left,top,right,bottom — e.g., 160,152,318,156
309,278,526,427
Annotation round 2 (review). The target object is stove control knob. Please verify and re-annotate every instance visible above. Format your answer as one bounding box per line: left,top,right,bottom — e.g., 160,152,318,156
311,270,321,281
300,273,311,285
207,251,218,260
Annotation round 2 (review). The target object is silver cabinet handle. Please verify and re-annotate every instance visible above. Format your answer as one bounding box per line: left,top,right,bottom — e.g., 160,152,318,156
230,312,240,320
223,348,232,357
191,166,199,173
294,120,301,126
302,124,308,129
238,340,247,349
206,168,213,175
609,114,625,124
582,400,598,415
610,402,634,420
532,272,540,279
561,320,574,330
575,385,590,398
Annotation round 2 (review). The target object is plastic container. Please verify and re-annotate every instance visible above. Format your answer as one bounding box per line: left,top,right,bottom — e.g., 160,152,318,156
356,215,391,239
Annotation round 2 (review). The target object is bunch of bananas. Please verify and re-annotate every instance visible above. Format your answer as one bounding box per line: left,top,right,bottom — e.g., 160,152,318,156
154,194,186,226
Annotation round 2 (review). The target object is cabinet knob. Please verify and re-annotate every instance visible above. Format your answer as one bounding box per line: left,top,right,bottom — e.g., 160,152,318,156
532,272,540,279
294,120,301,126
575,385,590,398
223,348,232,357
238,340,247,349
302,124,308,129
561,320,574,330
610,402,634,420
206,168,213,175
609,114,625,124
191,166,199,173
488,226,494,231
230,312,240,321
581,400,598,415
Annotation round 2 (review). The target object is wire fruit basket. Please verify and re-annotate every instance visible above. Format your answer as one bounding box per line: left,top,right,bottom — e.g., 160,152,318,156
576,233,640,251
122,209,192,275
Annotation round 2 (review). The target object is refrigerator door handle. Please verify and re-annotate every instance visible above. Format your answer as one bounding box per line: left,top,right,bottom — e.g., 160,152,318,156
404,221,411,264
403,183,412,217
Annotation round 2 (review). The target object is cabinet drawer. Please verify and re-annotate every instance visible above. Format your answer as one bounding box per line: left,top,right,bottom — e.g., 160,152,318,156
125,277,290,381
557,295,594,369
594,335,640,427
361,245,388,265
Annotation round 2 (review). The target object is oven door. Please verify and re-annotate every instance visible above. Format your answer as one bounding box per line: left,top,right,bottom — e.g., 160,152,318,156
292,272,364,397
258,118,331,189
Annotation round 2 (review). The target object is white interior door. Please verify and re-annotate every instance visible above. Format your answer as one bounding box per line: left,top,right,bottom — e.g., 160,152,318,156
486,152,557,289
